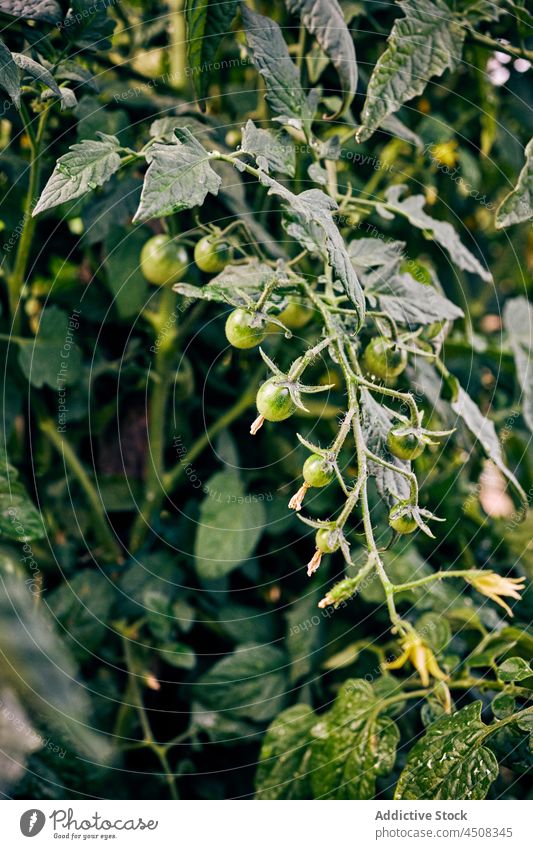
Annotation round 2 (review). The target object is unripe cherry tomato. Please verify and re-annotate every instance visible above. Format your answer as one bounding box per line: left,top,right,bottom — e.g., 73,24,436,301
278,300,313,330
389,503,417,534
387,430,425,461
315,528,339,553
303,454,335,488
194,235,232,273
140,234,188,286
362,338,407,381
256,378,295,422
225,309,266,349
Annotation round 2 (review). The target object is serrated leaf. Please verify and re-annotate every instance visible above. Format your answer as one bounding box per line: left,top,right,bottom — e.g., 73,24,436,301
497,657,532,683
0,37,20,108
257,173,365,324
133,127,221,221
63,0,116,51
503,296,533,432
0,0,61,22
241,120,295,177
285,0,357,115
175,260,292,308
12,52,62,102
193,643,287,723
367,272,464,326
395,702,499,800
185,0,239,101
255,704,316,799
194,471,265,580
17,305,82,389
33,134,121,215
55,59,98,91
451,386,525,507
360,389,411,503
381,113,423,151
496,137,533,228
242,5,316,132
359,0,465,140
308,679,399,799
381,185,491,281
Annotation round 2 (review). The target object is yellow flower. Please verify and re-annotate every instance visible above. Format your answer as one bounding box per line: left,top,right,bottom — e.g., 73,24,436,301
431,140,459,167
384,634,448,687
466,571,526,617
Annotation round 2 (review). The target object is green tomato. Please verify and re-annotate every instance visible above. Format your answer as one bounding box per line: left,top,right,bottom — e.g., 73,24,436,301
278,300,313,330
315,528,339,553
140,235,188,286
389,503,417,534
194,235,232,273
303,454,335,488
387,430,425,461
225,309,266,349
256,378,295,422
362,338,407,381
225,129,241,148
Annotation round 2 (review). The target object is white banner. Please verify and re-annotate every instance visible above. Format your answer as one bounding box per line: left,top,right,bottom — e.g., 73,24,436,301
1,800,531,848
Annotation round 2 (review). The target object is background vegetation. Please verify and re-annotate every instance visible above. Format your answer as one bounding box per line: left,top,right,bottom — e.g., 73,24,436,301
0,0,532,800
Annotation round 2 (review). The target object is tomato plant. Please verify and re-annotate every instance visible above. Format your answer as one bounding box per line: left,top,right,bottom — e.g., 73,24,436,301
0,0,532,804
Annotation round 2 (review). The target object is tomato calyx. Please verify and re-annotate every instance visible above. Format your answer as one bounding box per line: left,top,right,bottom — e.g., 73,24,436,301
388,500,444,537
387,412,454,461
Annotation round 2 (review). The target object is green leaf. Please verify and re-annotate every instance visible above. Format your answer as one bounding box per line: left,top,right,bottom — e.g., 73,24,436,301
416,612,451,653
241,120,295,177
158,642,196,670
497,657,532,683
17,305,82,389
285,0,357,115
48,569,116,662
0,572,109,760
359,0,465,140
184,0,239,101
309,679,399,799
451,386,526,508
241,5,316,132
33,134,122,216
395,703,499,800
503,297,533,432
63,0,116,51
194,470,266,580
255,705,316,799
103,227,149,319
175,260,292,309
193,643,287,722
0,0,61,23
496,137,533,228
360,389,411,503
133,127,221,221
380,185,491,282
12,52,62,102
366,271,464,326
256,173,365,324
0,451,44,542
0,37,20,108
285,586,323,683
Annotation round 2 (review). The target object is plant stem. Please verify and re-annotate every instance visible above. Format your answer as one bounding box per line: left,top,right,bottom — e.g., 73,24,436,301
466,29,533,62
129,287,176,552
39,416,122,562
8,106,50,331
393,569,478,593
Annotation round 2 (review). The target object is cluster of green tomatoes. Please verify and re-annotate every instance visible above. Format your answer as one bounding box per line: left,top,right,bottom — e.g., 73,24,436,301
140,230,440,554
